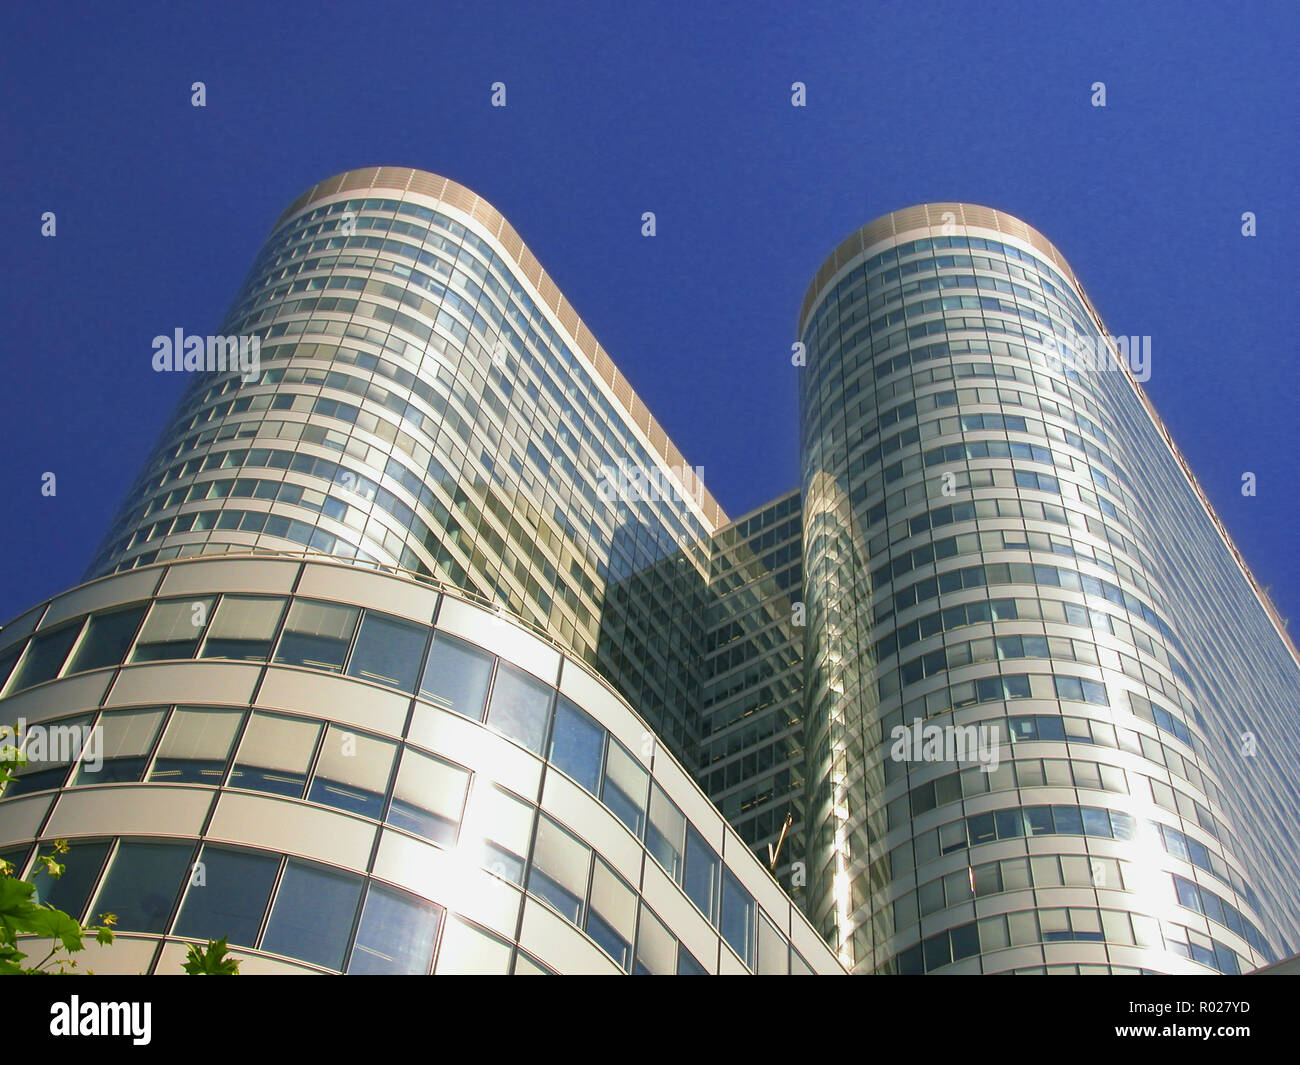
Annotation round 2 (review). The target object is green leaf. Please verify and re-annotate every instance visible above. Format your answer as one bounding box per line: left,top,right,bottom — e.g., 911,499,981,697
0,941,28,971
0,876,36,908
0,876,40,944
182,937,241,975
24,907,84,953
36,855,65,880
0,843,105,973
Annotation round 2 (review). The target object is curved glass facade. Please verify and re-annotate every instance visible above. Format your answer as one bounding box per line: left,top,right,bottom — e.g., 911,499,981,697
0,168,843,974
3,174,1297,977
798,203,1300,974
84,167,722,758
0,556,841,974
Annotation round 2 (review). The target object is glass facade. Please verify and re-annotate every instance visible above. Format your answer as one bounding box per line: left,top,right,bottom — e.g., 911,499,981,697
83,167,720,767
0,556,840,975
3,175,1298,977
798,203,1300,974
0,169,837,975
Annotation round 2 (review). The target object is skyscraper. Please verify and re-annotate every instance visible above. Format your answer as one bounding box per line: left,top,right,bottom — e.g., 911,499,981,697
1,174,1297,977
798,204,1300,974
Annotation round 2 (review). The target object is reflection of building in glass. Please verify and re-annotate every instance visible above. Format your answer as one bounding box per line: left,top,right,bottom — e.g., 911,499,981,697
700,490,806,894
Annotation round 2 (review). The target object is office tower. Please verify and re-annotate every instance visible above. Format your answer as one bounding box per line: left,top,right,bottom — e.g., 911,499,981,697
85,168,719,760
798,203,1300,974
0,167,841,975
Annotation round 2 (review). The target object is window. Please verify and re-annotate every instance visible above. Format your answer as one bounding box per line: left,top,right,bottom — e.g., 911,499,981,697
513,951,552,975
7,621,84,691
30,839,112,921
435,916,512,974
348,884,443,975
1026,806,1055,836
65,605,146,674
485,662,553,754
940,819,969,853
148,707,242,784
549,697,604,793
602,739,649,835
73,708,166,785
229,713,322,798
585,860,636,970
924,931,951,970
1081,806,1113,838
968,812,997,845
527,815,590,922
1006,910,1037,946
345,611,427,692
1040,907,1070,941
720,868,756,967
683,826,720,923
131,599,213,662
633,903,677,975
678,944,708,974
995,808,1025,840
273,599,359,672
307,725,397,818
978,914,1010,952
173,845,279,946
463,783,534,884
91,840,193,934
951,921,980,959
647,784,686,881
0,844,29,878
0,645,22,692
1053,805,1084,835
920,878,945,915
261,860,364,970
1081,679,1109,705
199,596,285,661
757,912,788,975
1110,810,1136,840
418,632,494,719
1004,674,1032,698
2,714,94,798
386,748,470,845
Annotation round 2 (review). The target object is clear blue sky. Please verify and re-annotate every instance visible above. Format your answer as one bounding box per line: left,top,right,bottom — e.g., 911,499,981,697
2,1,1297,630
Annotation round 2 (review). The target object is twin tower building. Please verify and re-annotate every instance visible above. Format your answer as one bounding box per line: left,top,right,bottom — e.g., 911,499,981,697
1,167,1297,975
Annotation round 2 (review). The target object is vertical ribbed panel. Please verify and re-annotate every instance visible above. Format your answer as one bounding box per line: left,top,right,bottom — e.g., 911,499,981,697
556,302,578,336
404,170,444,198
